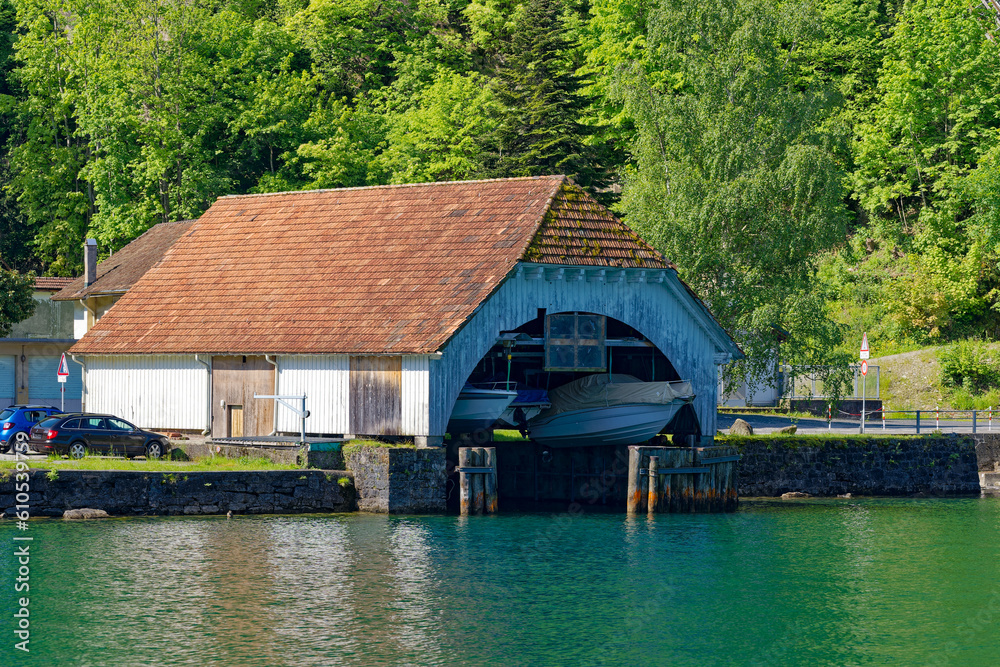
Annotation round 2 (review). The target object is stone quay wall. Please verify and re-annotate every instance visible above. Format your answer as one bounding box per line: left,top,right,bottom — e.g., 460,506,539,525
1,469,356,517
732,435,981,497
346,447,447,513
174,441,345,470
971,433,1000,493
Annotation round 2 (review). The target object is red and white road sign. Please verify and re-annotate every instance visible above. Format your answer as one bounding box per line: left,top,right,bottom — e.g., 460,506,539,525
860,332,870,360
861,359,868,376
57,353,70,383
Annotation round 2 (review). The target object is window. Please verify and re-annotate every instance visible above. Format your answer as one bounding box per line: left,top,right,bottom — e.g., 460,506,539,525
107,419,133,431
544,312,607,371
0,410,14,421
63,419,81,429
37,417,61,429
82,418,107,430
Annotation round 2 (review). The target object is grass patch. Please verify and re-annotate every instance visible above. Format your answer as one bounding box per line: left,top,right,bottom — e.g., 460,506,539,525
341,439,414,457
491,429,528,442
0,454,300,472
723,410,818,420
717,433,927,447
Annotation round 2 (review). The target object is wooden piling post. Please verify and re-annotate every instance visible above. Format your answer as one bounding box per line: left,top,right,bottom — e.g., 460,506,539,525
626,447,642,514
628,445,740,514
459,447,471,516
484,447,498,513
471,447,485,515
695,448,710,511
647,455,659,514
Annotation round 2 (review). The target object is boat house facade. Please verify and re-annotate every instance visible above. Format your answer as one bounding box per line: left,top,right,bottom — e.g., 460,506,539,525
68,176,741,445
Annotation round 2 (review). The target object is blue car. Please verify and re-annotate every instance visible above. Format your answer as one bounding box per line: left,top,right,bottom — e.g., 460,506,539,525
2,405,62,453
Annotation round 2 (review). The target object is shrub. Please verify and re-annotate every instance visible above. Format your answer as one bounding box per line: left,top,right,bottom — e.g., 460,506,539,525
939,340,1000,393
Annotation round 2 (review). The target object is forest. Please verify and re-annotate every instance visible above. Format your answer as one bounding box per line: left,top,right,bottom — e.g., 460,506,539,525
1,0,1000,382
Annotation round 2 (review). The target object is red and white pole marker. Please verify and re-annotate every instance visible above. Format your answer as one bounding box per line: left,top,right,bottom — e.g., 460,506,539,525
859,334,869,433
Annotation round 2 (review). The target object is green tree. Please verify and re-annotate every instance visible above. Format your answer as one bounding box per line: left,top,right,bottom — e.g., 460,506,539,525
852,0,1000,338
377,69,501,183
591,0,850,386
477,0,604,189
9,0,309,263
9,0,92,275
0,267,35,336
0,0,36,272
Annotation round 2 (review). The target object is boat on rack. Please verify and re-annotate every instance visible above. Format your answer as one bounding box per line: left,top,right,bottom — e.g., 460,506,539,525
447,384,519,434
496,387,551,429
525,374,695,447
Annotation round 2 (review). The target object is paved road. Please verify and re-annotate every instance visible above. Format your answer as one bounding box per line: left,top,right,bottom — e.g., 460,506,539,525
717,412,999,435
0,451,48,461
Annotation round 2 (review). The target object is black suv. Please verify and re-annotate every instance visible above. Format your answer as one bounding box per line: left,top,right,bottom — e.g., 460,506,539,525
29,413,170,459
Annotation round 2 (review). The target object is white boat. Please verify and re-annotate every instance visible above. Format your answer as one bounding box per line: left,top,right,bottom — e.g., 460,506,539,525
525,374,695,448
448,385,518,434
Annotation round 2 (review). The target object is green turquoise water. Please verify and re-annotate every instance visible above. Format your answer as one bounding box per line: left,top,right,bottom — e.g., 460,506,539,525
3,498,1000,666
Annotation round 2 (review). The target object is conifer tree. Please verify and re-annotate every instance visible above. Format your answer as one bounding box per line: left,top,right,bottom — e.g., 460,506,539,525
486,0,603,189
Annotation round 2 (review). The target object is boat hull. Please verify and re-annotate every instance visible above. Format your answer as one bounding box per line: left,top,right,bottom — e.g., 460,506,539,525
526,402,686,448
496,403,550,429
448,389,518,433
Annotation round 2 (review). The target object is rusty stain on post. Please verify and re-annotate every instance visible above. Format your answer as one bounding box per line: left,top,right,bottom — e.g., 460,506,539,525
626,447,641,514
647,455,659,514
626,445,739,513
484,447,498,513
459,447,471,516
471,447,485,515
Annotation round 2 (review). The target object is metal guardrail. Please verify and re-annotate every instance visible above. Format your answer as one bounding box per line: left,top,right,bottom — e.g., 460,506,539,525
831,407,998,434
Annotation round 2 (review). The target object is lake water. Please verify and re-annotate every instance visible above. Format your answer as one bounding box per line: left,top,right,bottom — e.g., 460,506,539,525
3,498,999,666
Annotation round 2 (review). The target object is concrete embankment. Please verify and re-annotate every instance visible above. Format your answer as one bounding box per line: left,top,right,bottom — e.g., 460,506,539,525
1,445,448,517
733,434,986,497
7,436,1000,516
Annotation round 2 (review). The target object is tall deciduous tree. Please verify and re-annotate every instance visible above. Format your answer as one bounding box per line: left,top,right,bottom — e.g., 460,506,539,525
853,0,1000,338
590,0,850,387
377,69,501,183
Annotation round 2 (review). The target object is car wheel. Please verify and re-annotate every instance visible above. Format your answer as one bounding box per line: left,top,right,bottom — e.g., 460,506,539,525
145,441,163,460
7,431,29,454
68,442,86,459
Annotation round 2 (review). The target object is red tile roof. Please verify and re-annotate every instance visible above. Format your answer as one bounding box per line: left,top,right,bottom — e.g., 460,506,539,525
52,220,196,301
34,277,75,291
70,176,677,355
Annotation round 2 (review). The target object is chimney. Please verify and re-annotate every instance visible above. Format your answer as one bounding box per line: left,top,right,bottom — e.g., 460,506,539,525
84,239,97,287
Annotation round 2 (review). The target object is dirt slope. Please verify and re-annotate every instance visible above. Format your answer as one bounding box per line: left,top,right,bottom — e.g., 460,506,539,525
875,347,945,410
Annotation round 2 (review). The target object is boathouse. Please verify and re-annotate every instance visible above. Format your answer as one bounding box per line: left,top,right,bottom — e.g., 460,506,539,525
67,176,741,445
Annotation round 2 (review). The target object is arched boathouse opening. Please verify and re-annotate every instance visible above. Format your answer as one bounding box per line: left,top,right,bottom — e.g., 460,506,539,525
445,311,703,510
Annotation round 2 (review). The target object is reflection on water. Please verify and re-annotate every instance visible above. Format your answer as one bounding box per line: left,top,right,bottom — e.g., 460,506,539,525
3,499,1000,665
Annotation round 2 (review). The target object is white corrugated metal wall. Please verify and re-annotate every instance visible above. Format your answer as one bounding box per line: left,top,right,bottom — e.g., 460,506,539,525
275,355,350,434
401,355,430,435
86,355,207,430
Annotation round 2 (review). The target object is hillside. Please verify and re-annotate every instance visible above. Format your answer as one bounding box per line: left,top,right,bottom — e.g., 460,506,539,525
1,0,999,384
876,343,1000,411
